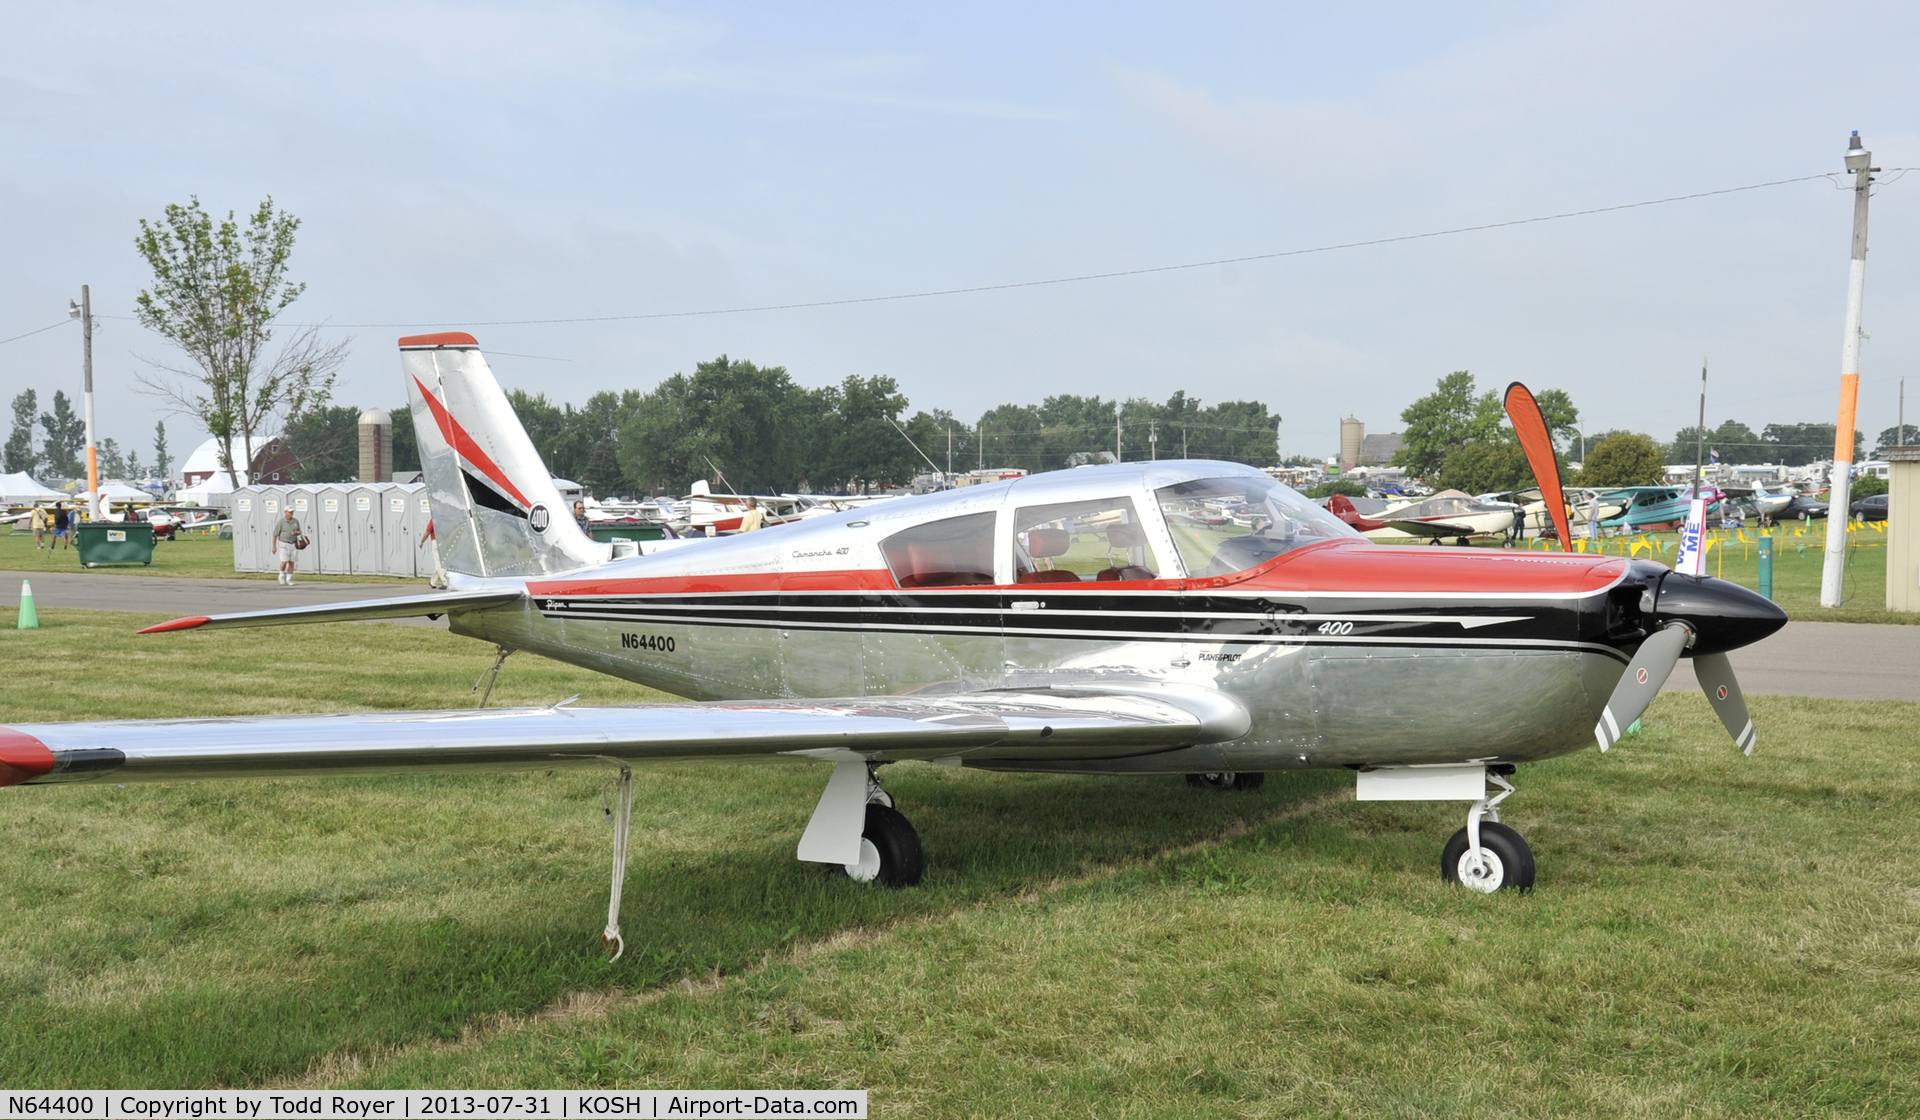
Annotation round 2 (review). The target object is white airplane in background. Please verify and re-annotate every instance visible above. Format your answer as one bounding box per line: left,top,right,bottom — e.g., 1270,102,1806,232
0,338,1786,959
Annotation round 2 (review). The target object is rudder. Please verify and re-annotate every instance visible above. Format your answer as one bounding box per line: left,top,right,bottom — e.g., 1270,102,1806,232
401,332,605,578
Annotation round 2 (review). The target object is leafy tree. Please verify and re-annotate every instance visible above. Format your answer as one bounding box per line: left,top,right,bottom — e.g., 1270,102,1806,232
152,421,172,479
1579,433,1666,487
390,406,419,474
900,408,976,477
124,446,145,480
1304,479,1368,499
1531,388,1580,451
618,356,828,494
283,404,365,482
1760,422,1860,467
817,374,916,492
1875,424,1919,454
1668,420,1761,465
133,196,347,486
1392,372,1503,479
1438,439,1532,495
96,438,125,480
4,389,36,474
38,390,84,477
1850,474,1888,501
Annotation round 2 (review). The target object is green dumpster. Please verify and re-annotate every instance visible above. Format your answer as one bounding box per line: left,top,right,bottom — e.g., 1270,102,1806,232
76,522,155,567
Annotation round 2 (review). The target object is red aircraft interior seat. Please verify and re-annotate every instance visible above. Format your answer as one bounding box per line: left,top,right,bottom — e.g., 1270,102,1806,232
1017,569,1082,584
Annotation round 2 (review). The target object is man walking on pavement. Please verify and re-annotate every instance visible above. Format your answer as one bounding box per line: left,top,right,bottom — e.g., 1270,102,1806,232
272,507,305,584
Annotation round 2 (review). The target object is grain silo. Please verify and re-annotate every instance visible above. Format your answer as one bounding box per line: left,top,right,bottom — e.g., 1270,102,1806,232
358,409,394,483
1339,416,1365,471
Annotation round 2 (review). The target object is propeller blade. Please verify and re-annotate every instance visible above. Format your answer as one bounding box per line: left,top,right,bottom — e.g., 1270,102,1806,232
1692,651,1756,755
1595,623,1690,751
1503,383,1572,548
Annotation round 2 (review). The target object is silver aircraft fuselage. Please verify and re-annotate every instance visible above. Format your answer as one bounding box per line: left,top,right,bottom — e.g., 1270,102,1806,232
441,461,1666,774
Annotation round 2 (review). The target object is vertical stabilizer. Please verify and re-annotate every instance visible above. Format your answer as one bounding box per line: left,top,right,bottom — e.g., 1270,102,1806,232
400,333,606,578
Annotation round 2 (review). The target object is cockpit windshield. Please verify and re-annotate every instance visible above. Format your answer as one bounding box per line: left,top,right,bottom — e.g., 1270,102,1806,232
1155,475,1360,577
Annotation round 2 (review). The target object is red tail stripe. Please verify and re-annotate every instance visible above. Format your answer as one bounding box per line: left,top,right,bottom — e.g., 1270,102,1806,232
0,727,55,787
412,376,534,509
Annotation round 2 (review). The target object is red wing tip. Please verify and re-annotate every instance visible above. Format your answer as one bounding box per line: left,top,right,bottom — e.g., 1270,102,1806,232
139,615,212,634
0,727,55,786
398,331,479,349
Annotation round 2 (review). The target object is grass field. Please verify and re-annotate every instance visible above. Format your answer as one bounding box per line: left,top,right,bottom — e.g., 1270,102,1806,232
1512,524,1910,625
3,608,1918,1113
1,527,418,583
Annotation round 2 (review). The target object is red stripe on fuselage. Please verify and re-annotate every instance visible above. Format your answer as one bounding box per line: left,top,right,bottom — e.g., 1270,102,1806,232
411,376,533,510
527,543,1628,599
0,727,55,787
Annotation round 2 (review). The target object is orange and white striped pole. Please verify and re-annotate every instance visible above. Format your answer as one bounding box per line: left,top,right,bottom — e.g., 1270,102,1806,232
1821,134,1876,608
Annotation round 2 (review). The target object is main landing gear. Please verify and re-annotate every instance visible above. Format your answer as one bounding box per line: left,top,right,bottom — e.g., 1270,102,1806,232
838,766,924,888
1439,766,1535,892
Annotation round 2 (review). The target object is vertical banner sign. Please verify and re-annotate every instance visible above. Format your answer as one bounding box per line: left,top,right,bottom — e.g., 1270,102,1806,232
1674,497,1709,576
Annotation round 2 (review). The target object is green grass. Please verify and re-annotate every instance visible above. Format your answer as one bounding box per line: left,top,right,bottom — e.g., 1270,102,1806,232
3,608,1919,1113
1513,525,1913,624
2,527,419,583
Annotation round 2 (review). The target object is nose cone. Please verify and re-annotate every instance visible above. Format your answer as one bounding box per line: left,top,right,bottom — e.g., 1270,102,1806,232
1654,574,1788,656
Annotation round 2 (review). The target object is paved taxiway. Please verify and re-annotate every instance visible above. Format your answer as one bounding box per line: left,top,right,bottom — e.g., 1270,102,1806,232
7,572,1915,699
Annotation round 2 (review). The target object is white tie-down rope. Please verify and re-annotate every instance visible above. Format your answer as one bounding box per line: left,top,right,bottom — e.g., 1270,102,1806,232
602,766,635,960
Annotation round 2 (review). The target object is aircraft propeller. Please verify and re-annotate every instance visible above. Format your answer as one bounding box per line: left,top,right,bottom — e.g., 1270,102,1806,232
1501,381,1774,757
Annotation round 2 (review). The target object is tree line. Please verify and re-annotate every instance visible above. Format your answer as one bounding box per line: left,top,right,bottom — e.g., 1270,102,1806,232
1388,371,1890,495
278,355,1282,496
4,388,173,482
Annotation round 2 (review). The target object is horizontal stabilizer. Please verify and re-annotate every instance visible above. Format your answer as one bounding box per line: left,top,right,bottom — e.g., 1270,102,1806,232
0,683,1249,785
137,589,525,634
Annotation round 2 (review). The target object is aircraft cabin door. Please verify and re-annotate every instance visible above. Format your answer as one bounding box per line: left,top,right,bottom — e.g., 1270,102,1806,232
862,508,1002,696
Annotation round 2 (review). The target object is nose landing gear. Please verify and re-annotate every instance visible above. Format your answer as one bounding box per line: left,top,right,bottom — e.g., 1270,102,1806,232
1440,768,1535,892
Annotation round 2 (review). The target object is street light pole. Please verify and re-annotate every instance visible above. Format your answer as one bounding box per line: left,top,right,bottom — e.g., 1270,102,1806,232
70,285,98,520
1821,132,1877,608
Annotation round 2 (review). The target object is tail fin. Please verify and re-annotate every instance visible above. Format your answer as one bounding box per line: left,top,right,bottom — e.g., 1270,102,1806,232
401,333,606,578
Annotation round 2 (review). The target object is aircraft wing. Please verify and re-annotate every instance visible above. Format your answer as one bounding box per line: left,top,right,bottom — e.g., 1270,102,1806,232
137,589,525,633
0,683,1249,786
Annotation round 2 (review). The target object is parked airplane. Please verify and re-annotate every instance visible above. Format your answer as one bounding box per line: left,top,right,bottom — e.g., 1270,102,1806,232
1598,485,1725,531
1356,490,1526,544
0,339,1787,957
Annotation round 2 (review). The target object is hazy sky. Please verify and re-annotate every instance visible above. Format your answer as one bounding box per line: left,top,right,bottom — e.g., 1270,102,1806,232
4,1,1918,462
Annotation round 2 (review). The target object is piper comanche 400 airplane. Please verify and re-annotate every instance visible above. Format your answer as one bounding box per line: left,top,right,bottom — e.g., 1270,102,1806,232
0,341,1786,956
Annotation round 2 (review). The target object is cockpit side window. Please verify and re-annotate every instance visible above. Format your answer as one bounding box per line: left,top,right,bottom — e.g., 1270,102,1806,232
1011,497,1161,584
880,511,997,589
1156,475,1360,577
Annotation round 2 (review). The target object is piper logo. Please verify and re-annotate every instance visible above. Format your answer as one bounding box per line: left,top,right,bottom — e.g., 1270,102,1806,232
529,504,551,534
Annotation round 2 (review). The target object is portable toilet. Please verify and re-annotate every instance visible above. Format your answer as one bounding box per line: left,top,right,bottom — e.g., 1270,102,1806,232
381,484,417,577
349,485,385,576
314,485,353,574
252,486,289,573
415,491,437,579
231,488,262,571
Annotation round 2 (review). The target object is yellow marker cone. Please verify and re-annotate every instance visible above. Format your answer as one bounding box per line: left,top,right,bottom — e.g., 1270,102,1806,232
17,579,38,629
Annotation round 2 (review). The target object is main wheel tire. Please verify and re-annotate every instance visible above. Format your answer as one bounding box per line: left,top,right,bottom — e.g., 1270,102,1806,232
839,803,924,888
1231,772,1265,791
1441,822,1535,893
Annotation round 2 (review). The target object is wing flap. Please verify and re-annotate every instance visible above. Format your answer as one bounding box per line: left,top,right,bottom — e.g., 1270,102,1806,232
2,684,1249,785
138,589,525,633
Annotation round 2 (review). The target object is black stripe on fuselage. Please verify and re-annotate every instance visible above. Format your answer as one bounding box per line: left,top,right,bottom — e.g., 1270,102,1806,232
528,588,1627,659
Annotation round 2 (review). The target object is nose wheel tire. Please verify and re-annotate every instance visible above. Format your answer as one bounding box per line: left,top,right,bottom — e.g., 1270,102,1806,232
1186,771,1265,791
1441,822,1535,893
837,803,924,888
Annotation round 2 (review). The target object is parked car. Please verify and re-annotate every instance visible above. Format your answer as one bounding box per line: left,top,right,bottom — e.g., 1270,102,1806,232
1783,496,1829,521
1850,493,1889,522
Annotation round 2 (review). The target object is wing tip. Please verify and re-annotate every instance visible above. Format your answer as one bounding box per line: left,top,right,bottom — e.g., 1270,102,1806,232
0,727,55,786
139,615,212,634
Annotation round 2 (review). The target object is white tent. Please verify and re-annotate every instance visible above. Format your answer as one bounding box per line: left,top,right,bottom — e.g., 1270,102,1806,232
0,472,63,504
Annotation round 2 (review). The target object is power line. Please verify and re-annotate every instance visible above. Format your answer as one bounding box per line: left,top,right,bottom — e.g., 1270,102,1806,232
165,170,1843,331
0,319,72,347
